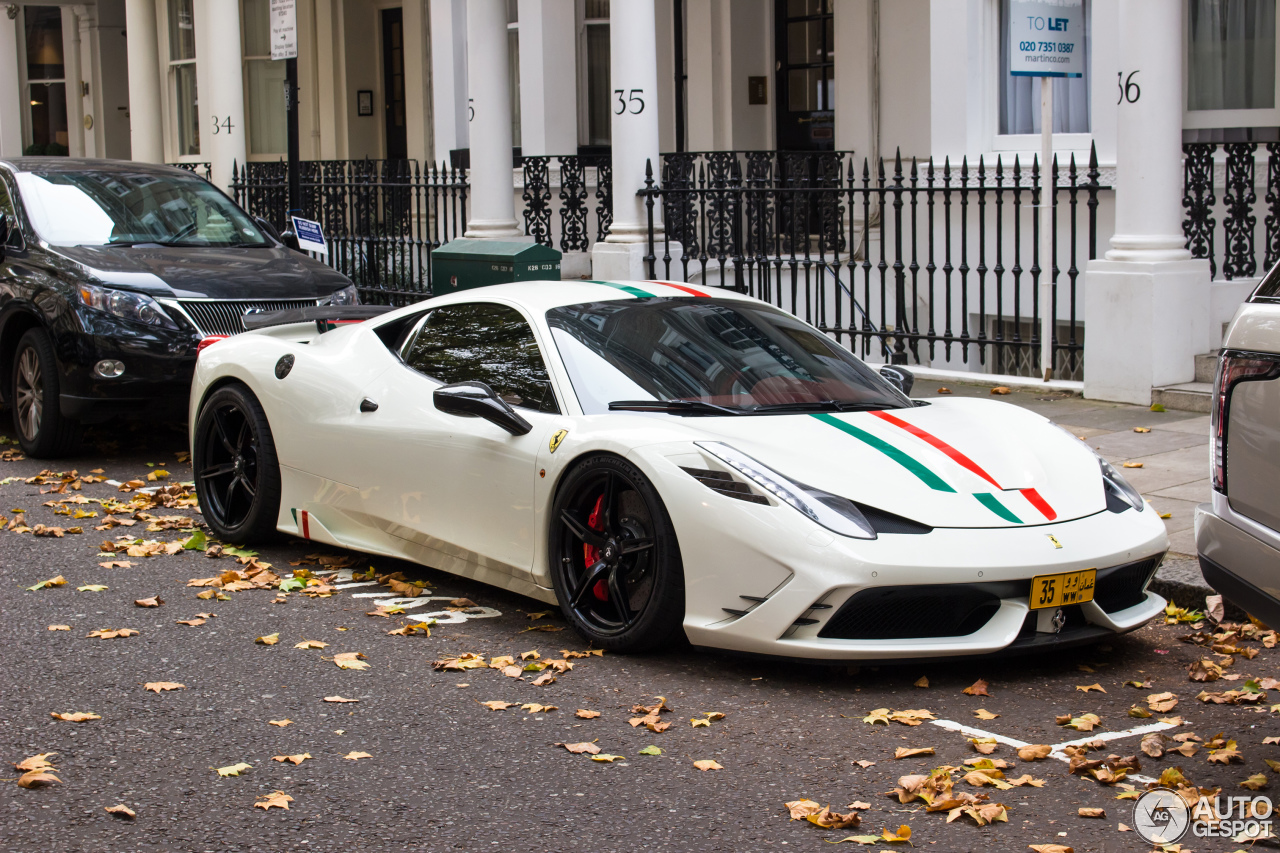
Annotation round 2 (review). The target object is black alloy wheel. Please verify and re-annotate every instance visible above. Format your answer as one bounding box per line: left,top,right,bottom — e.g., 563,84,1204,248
549,455,685,652
11,328,81,458
193,384,282,543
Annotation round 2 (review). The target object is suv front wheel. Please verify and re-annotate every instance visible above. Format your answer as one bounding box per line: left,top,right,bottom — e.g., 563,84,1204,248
11,328,82,458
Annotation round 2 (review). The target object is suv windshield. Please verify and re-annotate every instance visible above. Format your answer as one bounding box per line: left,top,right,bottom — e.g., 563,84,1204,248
546,298,910,415
14,169,269,248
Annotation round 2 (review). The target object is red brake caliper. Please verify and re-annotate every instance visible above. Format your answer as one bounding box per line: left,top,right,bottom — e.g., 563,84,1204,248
583,494,609,601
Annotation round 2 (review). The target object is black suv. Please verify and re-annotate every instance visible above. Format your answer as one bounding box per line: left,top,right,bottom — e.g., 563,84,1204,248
0,158,357,457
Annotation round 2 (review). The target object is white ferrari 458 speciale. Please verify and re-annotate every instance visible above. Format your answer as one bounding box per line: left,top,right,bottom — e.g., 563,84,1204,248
190,279,1169,659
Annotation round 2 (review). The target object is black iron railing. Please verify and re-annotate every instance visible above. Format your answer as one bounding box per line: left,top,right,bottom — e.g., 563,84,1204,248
521,155,612,252
170,162,212,181
639,145,1107,380
230,159,468,304
1182,141,1280,280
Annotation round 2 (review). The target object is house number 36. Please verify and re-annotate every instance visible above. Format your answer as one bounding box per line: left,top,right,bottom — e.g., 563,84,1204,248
1116,71,1140,104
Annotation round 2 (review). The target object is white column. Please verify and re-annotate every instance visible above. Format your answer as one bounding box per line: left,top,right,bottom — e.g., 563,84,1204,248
193,0,246,191
516,0,575,157
1083,0,1210,405
463,0,519,238
61,7,85,157
125,0,164,162
591,0,678,280
0,14,22,158
429,0,468,163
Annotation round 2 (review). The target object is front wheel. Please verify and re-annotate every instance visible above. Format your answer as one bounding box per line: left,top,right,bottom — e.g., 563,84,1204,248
11,328,81,458
549,455,685,652
193,383,282,543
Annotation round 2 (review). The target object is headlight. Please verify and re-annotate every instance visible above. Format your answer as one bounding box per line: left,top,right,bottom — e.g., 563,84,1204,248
1099,456,1145,512
696,441,877,539
78,283,178,329
325,285,359,306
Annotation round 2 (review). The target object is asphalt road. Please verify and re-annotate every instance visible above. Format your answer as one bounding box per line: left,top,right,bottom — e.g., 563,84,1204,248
0,413,1276,853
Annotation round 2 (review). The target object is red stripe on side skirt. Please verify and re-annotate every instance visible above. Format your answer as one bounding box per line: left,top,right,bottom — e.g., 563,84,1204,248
1020,487,1058,521
300,510,311,539
869,410,1003,490
651,282,709,297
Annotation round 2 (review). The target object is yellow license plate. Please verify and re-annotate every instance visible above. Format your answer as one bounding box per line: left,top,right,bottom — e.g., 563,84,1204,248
1030,569,1096,610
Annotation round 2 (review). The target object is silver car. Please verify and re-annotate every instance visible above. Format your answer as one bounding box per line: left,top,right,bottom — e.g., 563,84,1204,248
1195,273,1280,628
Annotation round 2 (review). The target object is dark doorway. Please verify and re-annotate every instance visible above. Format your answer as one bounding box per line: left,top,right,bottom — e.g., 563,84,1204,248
381,8,407,160
774,0,833,151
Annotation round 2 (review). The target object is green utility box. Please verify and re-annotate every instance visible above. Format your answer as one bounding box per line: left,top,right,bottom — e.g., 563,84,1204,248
432,239,562,293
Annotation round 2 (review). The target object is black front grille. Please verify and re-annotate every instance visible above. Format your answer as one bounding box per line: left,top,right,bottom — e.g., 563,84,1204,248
176,299,321,336
817,585,1001,640
1093,555,1163,613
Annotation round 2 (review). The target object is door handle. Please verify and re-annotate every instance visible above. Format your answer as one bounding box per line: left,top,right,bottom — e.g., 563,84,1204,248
360,398,379,412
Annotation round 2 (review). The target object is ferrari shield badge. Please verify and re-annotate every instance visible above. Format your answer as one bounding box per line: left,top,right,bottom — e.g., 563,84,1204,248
549,429,568,453
1046,533,1063,549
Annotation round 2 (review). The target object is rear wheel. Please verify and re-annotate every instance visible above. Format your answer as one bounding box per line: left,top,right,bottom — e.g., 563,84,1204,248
549,455,685,652
11,328,81,458
193,384,282,543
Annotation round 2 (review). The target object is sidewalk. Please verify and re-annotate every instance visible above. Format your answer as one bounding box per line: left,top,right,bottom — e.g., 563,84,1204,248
914,382,1215,608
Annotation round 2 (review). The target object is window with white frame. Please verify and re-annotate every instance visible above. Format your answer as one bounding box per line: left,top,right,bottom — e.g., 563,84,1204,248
168,0,200,157
242,0,286,156
1184,0,1278,131
581,0,610,146
997,0,1091,136
508,0,521,148
22,6,69,156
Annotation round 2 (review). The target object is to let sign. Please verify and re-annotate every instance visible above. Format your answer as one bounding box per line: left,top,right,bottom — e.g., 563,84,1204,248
270,0,297,60
1009,0,1084,78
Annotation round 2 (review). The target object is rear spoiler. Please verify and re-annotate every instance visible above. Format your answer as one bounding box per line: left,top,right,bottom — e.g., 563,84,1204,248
241,304,395,332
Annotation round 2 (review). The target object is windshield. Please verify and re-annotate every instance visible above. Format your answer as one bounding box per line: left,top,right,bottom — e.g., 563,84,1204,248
546,298,910,415
14,169,269,248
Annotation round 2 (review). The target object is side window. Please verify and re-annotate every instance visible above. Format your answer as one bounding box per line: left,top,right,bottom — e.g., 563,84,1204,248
402,302,559,414
0,180,20,248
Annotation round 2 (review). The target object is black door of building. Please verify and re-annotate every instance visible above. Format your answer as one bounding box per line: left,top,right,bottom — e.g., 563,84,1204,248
774,0,834,152
381,8,407,160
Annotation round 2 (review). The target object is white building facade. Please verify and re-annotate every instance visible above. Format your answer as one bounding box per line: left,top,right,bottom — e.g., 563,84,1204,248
0,0,1275,405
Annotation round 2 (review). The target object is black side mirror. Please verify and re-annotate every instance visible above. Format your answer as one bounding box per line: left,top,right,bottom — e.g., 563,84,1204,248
278,225,302,252
0,213,8,263
254,216,282,243
879,365,915,397
433,381,532,436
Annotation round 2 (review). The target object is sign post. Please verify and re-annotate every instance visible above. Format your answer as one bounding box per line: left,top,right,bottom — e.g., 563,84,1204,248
270,0,300,224
1010,0,1083,380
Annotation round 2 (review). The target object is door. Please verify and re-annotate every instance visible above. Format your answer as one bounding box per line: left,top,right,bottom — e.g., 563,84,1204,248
381,8,408,160
775,0,834,152
360,301,561,575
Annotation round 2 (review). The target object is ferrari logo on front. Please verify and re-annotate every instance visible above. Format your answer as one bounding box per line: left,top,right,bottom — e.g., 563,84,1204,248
1047,534,1063,549
549,429,568,453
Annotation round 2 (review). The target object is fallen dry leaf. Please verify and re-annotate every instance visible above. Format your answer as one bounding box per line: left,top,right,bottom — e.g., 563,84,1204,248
480,701,516,711
332,652,369,671
1147,692,1179,712
255,633,280,646
343,751,372,761
1028,846,1073,853
1078,807,1105,818
914,676,929,688
86,628,139,639
46,625,70,631
133,596,163,608
1018,745,1053,761
521,703,557,714
974,709,1000,720
253,791,293,811
323,696,358,703
575,709,601,719
1241,773,1269,791
591,754,624,763
894,747,935,759
143,682,184,693
531,672,556,687
17,770,61,789
14,753,56,773
103,804,136,818
1076,683,1107,693
963,679,990,696
175,618,206,626
433,653,486,672
272,754,311,766
25,575,66,591
556,742,601,755
693,759,723,771
294,640,328,649
990,386,1011,395
268,719,292,727
1122,462,1143,468
786,799,823,820
806,806,862,830
215,762,252,777
50,712,100,722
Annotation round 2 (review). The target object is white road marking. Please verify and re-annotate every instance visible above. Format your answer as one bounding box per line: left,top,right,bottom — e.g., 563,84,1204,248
104,480,161,494
931,718,1177,785
309,569,504,621
334,581,379,590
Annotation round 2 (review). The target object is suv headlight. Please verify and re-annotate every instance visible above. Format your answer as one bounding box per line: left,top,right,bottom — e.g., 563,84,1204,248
325,285,359,306
696,441,877,539
78,283,178,329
